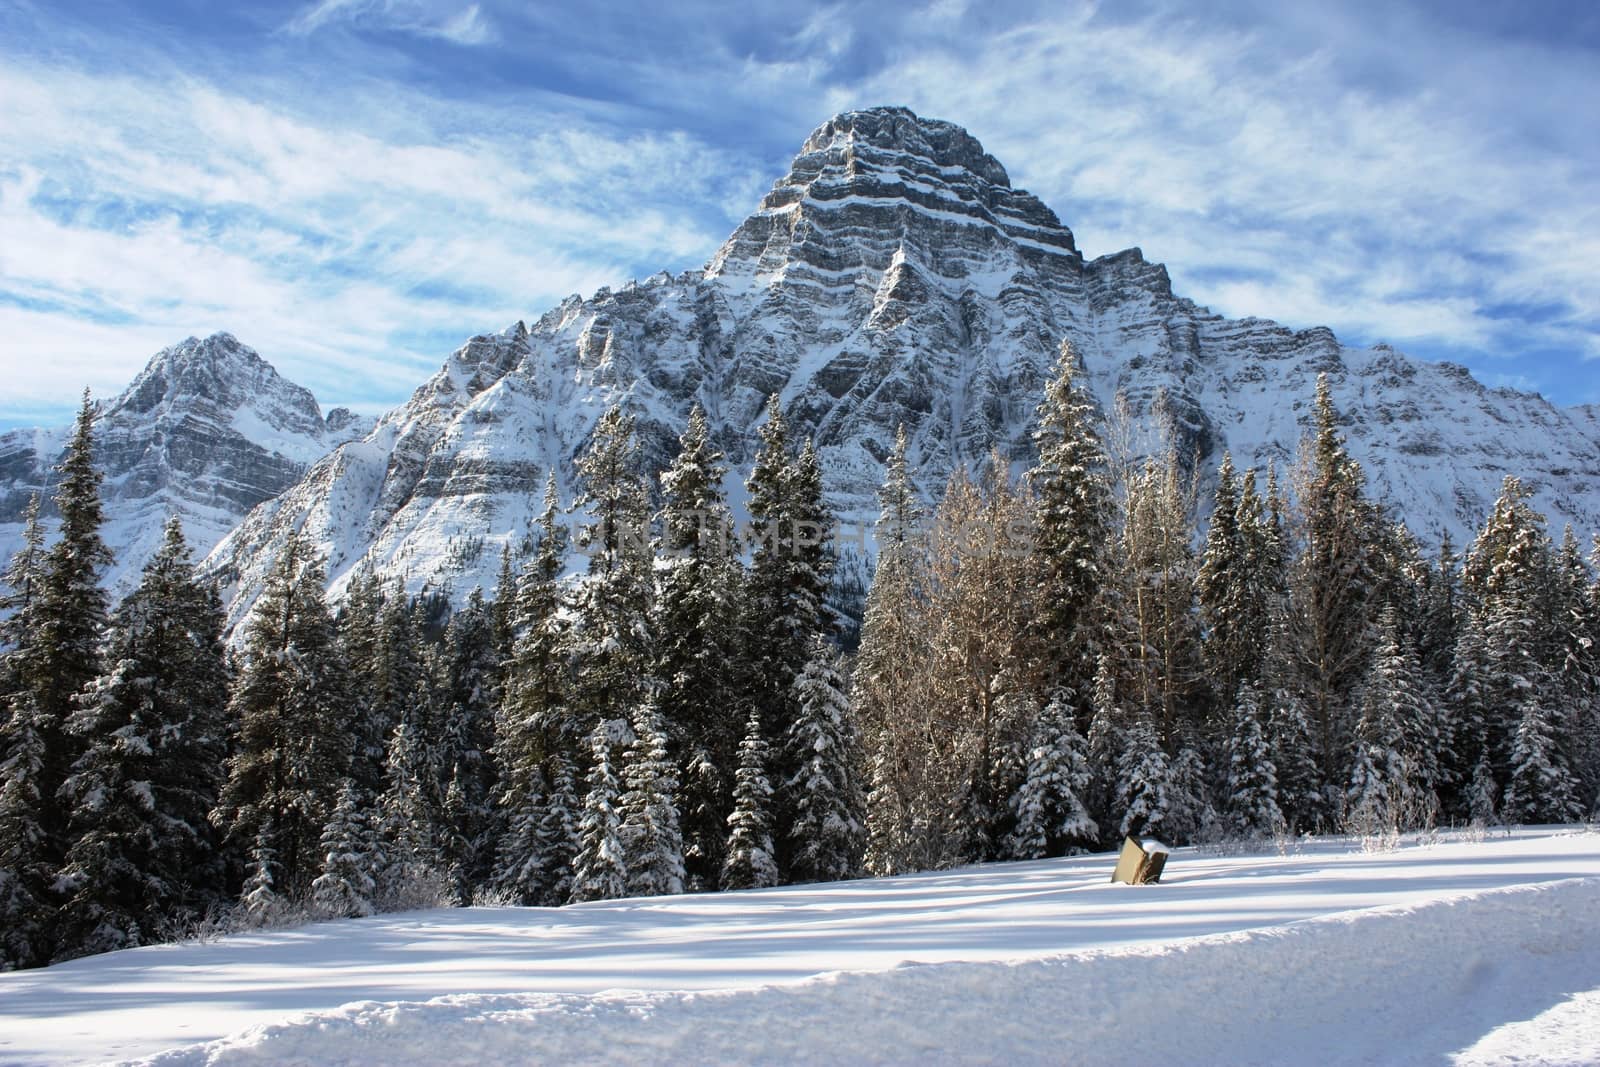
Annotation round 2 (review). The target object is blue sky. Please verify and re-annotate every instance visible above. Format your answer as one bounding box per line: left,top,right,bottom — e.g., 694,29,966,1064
1,0,1596,429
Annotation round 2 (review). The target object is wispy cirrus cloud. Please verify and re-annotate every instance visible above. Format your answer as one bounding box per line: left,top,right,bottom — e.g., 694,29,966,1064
286,0,496,46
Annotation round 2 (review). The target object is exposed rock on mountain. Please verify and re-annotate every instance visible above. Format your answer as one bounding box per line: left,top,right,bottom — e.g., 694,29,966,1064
192,106,1600,623
0,333,369,597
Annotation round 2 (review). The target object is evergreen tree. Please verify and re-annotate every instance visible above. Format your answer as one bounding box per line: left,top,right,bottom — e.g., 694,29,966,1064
1262,627,1323,834
0,496,52,969
1007,695,1097,858
620,700,685,897
722,710,779,890
785,637,865,882
493,475,574,903
435,590,502,892
1198,453,1249,706
1084,654,1125,839
1288,375,1380,785
53,518,230,960
2,393,115,968
241,826,283,922
568,406,655,733
744,398,834,818
1223,683,1284,838
378,682,446,895
213,533,357,902
310,780,378,919
1026,341,1112,700
570,723,627,903
1345,612,1433,833
1117,714,1177,842
535,753,581,905
654,405,743,889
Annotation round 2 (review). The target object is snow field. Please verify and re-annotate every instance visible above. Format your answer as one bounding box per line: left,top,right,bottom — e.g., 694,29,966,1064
0,827,1596,1066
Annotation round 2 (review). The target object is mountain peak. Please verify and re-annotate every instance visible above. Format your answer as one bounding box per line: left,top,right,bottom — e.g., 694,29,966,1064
799,106,1012,188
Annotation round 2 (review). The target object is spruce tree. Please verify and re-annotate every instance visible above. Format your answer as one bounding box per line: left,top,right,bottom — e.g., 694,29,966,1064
213,533,357,902
1026,341,1112,701
1084,654,1125,840
0,496,51,969
570,723,626,903
378,681,447,898
1288,375,1380,785
1345,612,1431,833
1223,683,1284,839
1007,694,1097,858
744,398,834,824
654,405,743,889
435,589,502,892
1117,714,1177,842
311,780,378,919
2,393,115,968
494,475,574,903
568,406,654,734
54,518,230,960
722,710,779,890
620,700,685,897
785,637,865,882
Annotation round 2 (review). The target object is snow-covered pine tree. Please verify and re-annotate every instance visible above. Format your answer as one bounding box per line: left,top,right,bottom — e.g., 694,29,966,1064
1117,713,1177,842
570,723,627,903
493,475,574,903
212,533,357,903
1466,477,1582,824
620,700,684,897
1007,694,1097,859
1026,341,1112,702
310,779,378,919
1345,611,1431,834
0,495,52,970
534,753,581,905
653,405,744,890
785,636,865,883
53,518,231,961
1198,453,1251,707
378,680,448,902
241,825,284,923
1260,620,1323,834
1288,375,1381,787
567,406,654,735
722,710,778,890
348,585,430,796
5,394,115,949
435,589,502,893
1084,654,1125,841
1222,682,1284,839
743,397,835,852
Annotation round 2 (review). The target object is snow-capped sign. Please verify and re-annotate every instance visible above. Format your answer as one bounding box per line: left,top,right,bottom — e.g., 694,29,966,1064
1111,835,1170,885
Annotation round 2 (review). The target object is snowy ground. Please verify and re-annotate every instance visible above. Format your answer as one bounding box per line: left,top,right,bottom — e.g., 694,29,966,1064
2,827,1598,1066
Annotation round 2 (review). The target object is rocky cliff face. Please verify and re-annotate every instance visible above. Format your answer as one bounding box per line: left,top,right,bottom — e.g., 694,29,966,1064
199,106,1600,624
0,333,369,598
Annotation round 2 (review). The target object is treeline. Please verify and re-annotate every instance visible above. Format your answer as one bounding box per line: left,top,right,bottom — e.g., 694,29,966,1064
857,345,1600,873
3,346,1599,972
0,394,855,969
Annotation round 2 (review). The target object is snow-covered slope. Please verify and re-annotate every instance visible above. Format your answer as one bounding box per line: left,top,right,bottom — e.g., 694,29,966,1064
0,828,1596,1066
204,106,1600,624
0,334,368,598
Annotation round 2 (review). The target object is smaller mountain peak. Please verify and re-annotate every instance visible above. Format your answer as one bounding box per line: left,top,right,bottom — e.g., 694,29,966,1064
801,106,1011,188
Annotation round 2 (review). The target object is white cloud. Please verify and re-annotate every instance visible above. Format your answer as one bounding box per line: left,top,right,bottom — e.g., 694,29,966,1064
285,0,497,45
0,59,756,423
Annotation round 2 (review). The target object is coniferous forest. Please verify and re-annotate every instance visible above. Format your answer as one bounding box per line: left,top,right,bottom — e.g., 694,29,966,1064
3,344,1599,972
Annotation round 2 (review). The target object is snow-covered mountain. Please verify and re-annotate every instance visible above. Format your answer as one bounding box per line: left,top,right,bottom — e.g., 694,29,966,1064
191,106,1599,620
0,333,369,598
